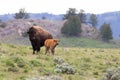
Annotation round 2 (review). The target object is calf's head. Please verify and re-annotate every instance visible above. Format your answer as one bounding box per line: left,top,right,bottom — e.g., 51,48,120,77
53,39,60,46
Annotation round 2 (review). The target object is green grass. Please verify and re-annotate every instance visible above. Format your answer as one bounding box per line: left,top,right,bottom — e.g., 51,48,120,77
0,36,119,48
60,37,118,48
0,42,120,80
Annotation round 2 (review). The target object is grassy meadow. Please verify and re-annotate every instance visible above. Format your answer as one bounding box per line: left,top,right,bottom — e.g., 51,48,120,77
0,37,120,80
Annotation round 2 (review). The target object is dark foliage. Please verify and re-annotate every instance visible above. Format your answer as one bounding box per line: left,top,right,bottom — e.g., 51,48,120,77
63,8,77,20
78,9,87,23
61,15,81,36
14,8,30,19
89,14,98,27
100,23,113,42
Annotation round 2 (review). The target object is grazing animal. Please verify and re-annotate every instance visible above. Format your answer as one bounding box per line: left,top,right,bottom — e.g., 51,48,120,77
44,39,60,55
27,26,53,54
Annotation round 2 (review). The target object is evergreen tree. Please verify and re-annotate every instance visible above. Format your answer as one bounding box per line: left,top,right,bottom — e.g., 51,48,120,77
78,9,86,23
14,8,30,19
63,8,77,20
100,23,113,42
89,14,98,27
61,15,81,36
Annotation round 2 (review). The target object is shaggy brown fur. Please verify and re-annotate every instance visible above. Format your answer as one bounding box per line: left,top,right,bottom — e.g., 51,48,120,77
44,39,60,55
27,26,53,54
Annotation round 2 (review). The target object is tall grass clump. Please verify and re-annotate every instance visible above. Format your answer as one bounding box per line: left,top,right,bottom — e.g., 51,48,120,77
29,60,42,67
5,56,31,73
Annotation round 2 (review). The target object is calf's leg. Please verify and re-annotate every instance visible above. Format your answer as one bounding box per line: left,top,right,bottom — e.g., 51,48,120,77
45,47,49,55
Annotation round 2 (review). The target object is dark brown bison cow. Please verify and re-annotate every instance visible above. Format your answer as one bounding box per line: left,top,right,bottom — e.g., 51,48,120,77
27,26,53,54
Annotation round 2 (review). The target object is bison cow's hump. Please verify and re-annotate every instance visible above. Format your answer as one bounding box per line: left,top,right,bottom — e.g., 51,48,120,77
32,26,51,34
29,25,53,39
32,26,42,29
32,26,45,31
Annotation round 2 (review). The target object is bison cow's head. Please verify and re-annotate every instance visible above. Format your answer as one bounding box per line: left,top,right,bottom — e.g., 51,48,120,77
27,27,37,40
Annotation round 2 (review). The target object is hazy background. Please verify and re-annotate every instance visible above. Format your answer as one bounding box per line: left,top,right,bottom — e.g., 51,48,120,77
0,0,120,14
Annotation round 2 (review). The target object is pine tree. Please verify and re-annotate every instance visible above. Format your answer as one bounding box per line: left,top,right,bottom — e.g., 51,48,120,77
78,9,86,23
100,23,113,42
63,8,77,20
89,14,98,27
61,15,81,36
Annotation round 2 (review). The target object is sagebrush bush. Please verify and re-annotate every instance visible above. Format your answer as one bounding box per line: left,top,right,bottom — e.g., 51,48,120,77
55,62,76,74
53,57,64,65
103,67,120,80
54,57,76,74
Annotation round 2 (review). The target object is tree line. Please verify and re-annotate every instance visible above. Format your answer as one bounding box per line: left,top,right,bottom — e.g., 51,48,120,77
61,8,113,42
14,8,113,42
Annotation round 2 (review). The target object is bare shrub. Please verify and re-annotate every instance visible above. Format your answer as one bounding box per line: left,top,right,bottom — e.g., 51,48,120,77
0,22,7,28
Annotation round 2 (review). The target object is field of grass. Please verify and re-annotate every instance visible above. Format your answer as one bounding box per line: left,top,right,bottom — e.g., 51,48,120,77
0,41,120,80
59,37,118,48
1,36,119,48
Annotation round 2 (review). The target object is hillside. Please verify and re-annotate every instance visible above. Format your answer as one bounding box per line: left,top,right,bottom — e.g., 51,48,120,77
0,19,64,38
0,19,100,45
1,11,120,38
0,42,120,80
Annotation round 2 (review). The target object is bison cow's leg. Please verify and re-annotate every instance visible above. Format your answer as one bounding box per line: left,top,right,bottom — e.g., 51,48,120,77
36,47,40,54
32,46,37,54
36,41,41,54
33,51,35,54
31,41,37,54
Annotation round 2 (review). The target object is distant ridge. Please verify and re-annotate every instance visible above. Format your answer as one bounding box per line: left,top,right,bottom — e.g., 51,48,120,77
0,11,120,38
0,13,64,21
97,11,120,39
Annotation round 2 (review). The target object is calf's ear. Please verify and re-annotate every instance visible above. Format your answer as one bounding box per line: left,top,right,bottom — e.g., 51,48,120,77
54,39,60,42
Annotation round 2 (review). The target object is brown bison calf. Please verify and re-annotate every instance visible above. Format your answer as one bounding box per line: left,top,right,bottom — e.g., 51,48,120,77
44,39,60,55
27,26,53,54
